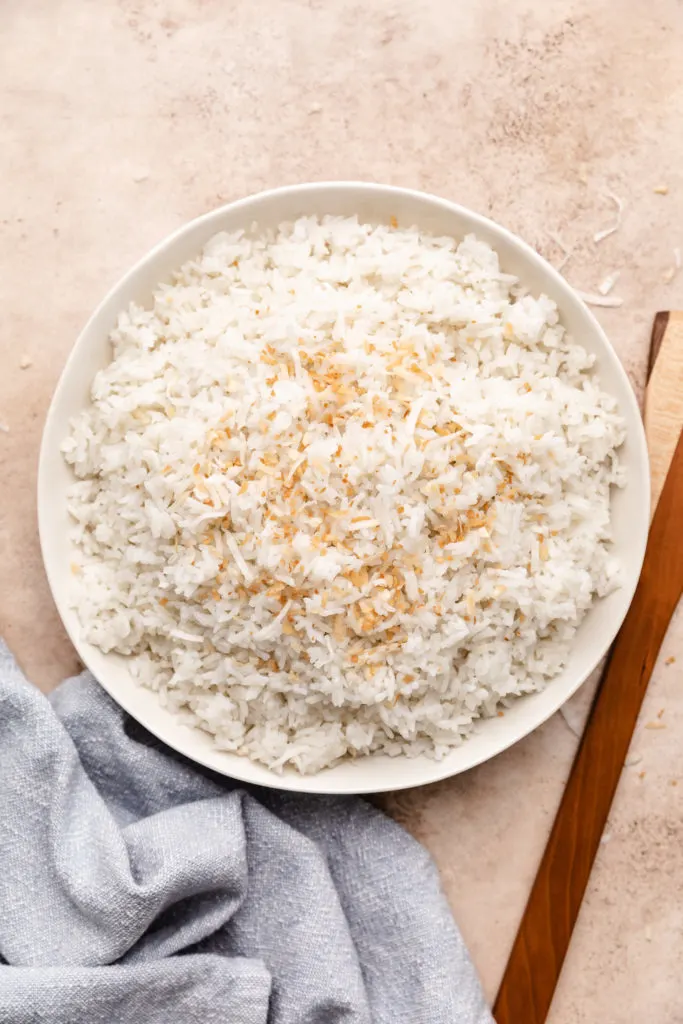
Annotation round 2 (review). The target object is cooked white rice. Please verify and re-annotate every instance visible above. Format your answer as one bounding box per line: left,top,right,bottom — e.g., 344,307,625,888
63,216,625,774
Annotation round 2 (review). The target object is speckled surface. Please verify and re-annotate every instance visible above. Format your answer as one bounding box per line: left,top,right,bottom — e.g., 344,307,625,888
1,1,682,1019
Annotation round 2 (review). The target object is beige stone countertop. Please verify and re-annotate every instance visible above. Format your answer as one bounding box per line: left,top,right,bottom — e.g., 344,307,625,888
1,2,682,1020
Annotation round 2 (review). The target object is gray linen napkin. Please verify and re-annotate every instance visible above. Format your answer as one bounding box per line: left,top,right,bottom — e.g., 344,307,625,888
0,642,492,1024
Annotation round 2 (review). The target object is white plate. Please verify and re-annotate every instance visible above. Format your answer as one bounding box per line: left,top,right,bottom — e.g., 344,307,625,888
38,182,650,794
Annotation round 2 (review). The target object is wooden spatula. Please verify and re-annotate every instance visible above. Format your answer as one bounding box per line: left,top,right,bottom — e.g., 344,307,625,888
493,312,683,1024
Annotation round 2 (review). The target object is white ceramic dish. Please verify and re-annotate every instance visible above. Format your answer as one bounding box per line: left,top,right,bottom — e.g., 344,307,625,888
38,182,650,794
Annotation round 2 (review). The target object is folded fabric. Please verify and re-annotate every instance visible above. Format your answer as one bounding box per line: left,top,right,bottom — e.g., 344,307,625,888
0,642,492,1024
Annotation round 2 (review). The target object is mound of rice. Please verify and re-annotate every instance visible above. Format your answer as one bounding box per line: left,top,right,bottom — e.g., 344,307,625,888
63,216,625,774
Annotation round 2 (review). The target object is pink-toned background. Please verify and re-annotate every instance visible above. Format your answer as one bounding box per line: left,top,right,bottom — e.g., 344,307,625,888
1,2,681,1020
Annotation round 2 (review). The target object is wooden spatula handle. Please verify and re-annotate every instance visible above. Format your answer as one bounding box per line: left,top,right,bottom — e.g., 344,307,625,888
645,311,683,509
493,428,683,1024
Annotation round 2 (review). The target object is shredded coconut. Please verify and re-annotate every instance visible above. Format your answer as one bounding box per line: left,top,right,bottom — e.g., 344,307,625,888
597,271,621,296
593,191,624,244
663,247,681,284
575,289,624,309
